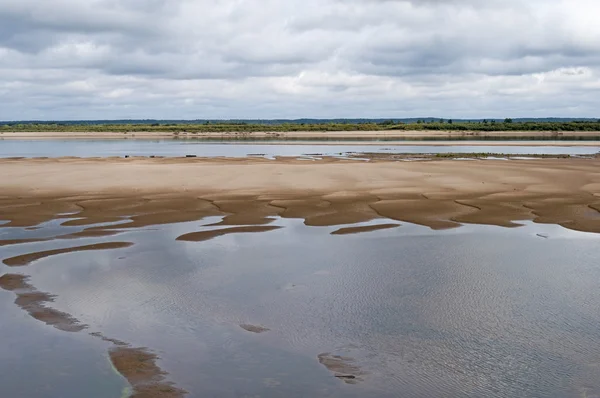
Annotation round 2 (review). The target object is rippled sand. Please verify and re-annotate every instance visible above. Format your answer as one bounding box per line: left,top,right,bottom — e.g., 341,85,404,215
1,156,599,234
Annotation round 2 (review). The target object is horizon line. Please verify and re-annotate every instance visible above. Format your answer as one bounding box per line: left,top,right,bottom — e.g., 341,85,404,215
2,117,600,123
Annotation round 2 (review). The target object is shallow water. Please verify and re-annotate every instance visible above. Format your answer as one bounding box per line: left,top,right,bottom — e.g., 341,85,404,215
1,216,600,398
0,139,599,158
0,287,129,398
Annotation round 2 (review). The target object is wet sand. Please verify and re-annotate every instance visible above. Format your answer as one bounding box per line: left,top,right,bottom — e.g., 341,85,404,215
177,225,282,242
0,274,88,332
2,242,134,266
1,156,599,234
331,223,401,235
2,155,600,398
240,324,271,333
0,272,186,397
0,230,122,247
318,353,367,384
109,347,187,398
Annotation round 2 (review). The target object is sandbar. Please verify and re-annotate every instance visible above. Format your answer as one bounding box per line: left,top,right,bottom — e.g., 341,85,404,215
109,347,187,398
3,130,600,144
0,272,185,396
318,353,366,384
177,226,282,242
0,274,88,332
0,156,599,234
331,223,400,235
3,242,134,266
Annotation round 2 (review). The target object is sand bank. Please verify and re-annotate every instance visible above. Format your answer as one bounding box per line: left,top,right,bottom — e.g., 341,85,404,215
2,242,134,266
2,130,600,143
0,274,87,332
1,156,599,234
108,347,187,398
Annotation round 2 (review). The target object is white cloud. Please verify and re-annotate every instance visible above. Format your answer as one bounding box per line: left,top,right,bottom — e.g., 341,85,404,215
0,0,599,119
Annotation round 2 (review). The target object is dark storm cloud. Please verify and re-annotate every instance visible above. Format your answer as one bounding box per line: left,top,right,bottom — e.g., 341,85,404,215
0,0,598,119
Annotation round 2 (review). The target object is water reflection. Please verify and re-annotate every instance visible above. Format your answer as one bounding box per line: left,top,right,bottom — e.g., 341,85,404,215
0,139,598,158
1,218,599,397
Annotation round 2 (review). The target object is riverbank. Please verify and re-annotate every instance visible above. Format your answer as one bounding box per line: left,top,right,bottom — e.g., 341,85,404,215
2,130,600,141
1,156,599,233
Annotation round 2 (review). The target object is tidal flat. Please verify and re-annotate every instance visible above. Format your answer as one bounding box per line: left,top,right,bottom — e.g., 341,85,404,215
1,155,600,397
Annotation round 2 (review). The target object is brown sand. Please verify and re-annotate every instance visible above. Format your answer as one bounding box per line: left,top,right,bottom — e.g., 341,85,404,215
1,156,599,234
331,223,400,235
240,324,271,333
0,238,47,247
89,332,129,347
2,242,134,266
0,272,186,396
0,230,122,247
0,274,88,332
91,333,187,397
2,156,599,397
176,226,282,242
317,353,366,384
109,347,187,398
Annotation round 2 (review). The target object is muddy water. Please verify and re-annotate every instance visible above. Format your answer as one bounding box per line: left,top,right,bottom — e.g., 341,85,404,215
1,217,600,397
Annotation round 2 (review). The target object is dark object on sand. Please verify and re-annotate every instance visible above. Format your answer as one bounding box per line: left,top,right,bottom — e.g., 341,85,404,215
318,353,364,384
335,375,356,379
240,324,270,333
124,155,129,158
185,155,197,158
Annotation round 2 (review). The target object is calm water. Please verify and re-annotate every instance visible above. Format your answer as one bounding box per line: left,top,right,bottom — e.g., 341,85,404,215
1,217,599,397
0,139,599,157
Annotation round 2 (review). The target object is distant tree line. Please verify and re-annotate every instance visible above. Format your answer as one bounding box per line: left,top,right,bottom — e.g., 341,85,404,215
2,120,600,132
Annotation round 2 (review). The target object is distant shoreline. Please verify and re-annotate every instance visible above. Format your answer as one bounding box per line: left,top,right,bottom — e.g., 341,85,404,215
2,130,600,144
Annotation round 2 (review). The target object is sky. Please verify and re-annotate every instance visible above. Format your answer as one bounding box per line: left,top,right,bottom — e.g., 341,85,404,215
1,0,599,120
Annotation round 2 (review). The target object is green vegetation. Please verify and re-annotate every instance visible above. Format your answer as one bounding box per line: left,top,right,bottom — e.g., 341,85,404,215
1,120,600,133
387,120,600,132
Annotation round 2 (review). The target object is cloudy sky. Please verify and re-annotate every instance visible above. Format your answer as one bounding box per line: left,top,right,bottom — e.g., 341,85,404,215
1,0,599,120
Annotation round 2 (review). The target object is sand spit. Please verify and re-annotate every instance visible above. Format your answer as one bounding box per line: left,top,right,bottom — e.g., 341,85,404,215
2,242,134,266
95,329,185,397
0,274,88,332
0,230,122,247
1,157,599,234
109,347,187,398
318,353,366,384
240,324,271,333
331,223,401,235
0,272,187,396
177,225,282,242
